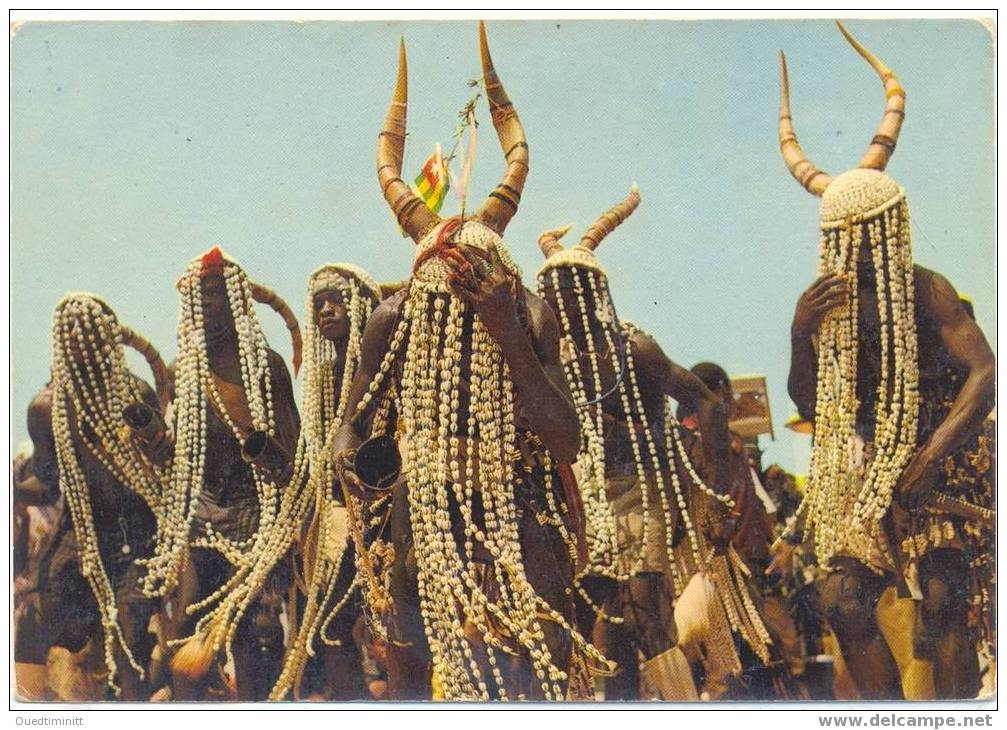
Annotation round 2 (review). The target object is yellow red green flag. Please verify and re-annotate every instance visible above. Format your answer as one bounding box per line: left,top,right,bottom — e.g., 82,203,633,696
412,143,449,214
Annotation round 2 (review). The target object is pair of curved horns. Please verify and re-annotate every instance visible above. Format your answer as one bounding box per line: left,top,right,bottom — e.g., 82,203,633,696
377,21,528,242
539,185,641,259
779,21,905,197
250,282,303,377
119,324,171,410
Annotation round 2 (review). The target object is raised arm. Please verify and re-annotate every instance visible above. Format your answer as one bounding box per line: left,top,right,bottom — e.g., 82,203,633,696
631,331,731,493
449,245,580,463
516,291,581,463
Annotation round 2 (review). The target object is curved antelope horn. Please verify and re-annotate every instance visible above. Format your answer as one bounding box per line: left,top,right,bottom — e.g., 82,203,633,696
475,21,529,235
576,185,642,252
836,21,905,171
377,38,440,243
250,282,303,377
119,324,170,410
379,280,409,299
778,51,833,197
538,224,573,259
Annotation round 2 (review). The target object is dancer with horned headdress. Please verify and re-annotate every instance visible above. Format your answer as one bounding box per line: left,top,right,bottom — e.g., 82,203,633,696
270,263,387,700
777,22,995,699
536,191,772,699
146,248,301,700
13,293,171,699
331,23,609,701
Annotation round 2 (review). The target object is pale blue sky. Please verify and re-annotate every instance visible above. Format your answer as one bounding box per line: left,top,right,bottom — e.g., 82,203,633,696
11,19,996,472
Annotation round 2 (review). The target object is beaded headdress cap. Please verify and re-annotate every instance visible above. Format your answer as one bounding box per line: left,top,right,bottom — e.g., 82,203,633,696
309,263,382,303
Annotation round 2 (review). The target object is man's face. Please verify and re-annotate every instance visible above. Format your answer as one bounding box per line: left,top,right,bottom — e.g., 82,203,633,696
856,252,877,287
313,289,349,343
200,274,236,339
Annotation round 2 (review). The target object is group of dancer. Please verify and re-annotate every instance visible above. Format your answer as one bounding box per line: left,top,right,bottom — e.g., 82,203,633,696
12,21,995,703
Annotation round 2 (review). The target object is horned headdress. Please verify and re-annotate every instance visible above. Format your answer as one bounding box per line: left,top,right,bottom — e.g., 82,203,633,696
537,184,641,277
118,323,171,410
779,22,919,566
49,293,171,694
377,21,528,271
360,22,610,700
186,247,303,375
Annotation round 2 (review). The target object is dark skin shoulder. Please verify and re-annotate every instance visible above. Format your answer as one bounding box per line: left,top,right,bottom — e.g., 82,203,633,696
337,288,408,443
265,347,301,457
629,329,731,492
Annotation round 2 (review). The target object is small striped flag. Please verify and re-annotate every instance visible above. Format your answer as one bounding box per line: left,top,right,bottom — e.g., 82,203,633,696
412,143,450,215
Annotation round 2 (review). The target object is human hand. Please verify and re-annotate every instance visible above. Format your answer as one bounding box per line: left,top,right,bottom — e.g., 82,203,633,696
445,242,520,341
12,453,29,484
766,539,796,579
333,448,367,502
896,449,940,510
792,274,848,339
139,429,173,465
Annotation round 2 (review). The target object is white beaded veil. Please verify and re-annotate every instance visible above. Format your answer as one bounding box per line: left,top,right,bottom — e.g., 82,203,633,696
50,293,169,694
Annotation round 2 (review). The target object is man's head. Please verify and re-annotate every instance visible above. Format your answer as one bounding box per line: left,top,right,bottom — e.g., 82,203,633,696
411,218,522,294
308,263,381,345
178,247,302,373
300,263,381,452
690,361,732,405
819,168,907,287
199,272,236,340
